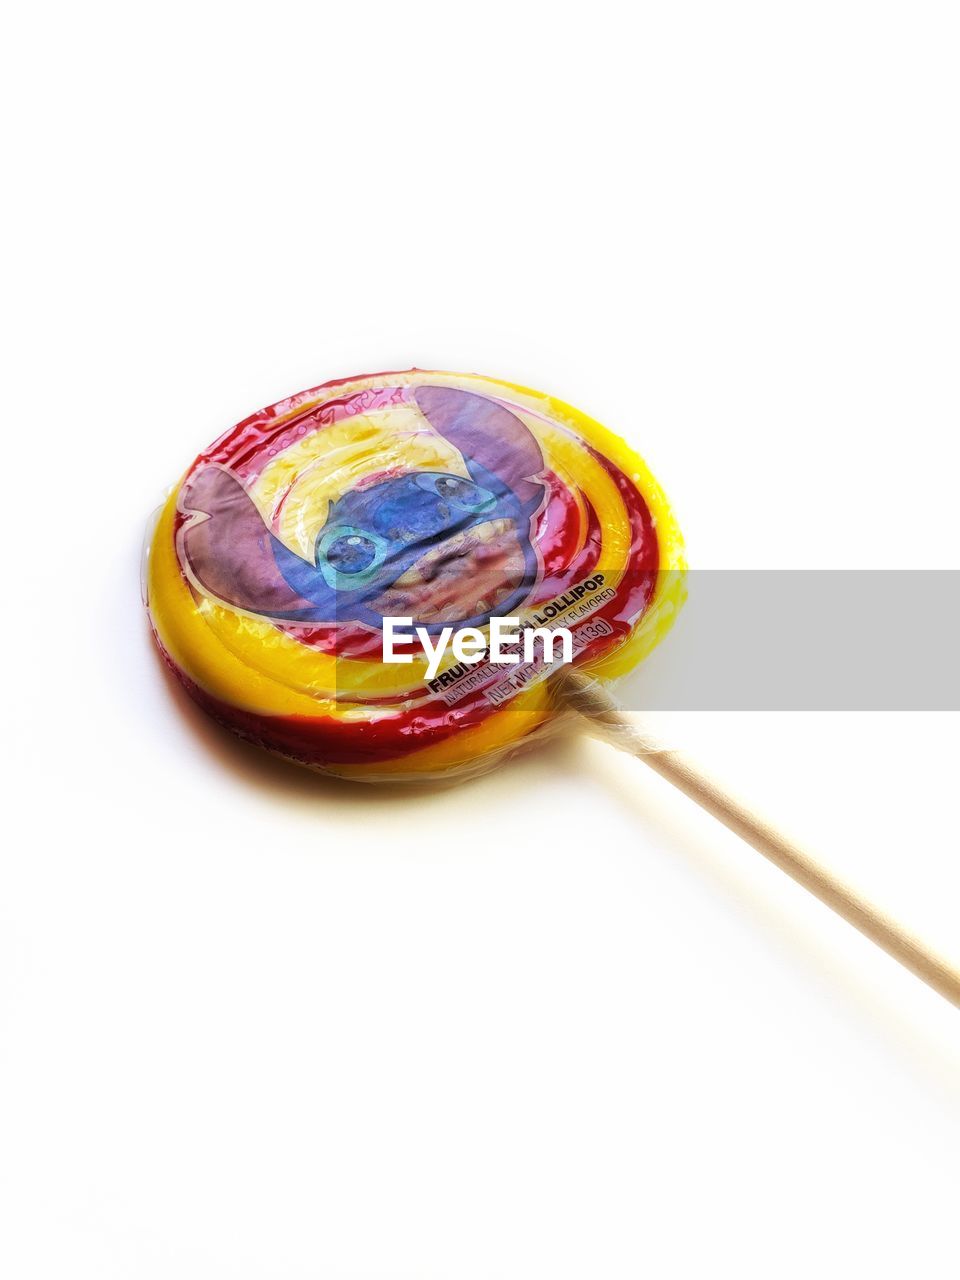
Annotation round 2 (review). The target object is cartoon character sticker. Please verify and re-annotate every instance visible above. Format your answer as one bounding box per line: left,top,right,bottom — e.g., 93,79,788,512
176,387,547,631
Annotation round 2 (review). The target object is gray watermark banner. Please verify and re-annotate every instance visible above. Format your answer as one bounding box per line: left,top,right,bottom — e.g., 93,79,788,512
618,571,960,711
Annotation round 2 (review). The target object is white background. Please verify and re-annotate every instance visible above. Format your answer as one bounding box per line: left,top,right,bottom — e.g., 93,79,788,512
2,3,959,1277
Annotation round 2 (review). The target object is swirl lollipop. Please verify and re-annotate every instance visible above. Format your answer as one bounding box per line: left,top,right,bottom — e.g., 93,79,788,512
145,369,685,780
144,369,960,1010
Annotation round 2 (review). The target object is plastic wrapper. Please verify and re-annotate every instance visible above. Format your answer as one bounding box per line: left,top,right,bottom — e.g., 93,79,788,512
143,369,686,782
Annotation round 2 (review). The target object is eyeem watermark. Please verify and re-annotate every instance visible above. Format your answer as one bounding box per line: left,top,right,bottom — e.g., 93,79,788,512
383,616,573,682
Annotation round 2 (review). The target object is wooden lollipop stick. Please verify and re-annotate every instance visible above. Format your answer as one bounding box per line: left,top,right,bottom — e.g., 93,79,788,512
556,669,960,1010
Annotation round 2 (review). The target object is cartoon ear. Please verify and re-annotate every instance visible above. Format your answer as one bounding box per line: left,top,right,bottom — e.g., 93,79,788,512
177,466,319,616
413,386,545,509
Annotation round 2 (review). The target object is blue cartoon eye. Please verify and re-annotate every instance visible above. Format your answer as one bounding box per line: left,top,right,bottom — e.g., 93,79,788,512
328,533,377,572
316,526,388,590
413,472,496,511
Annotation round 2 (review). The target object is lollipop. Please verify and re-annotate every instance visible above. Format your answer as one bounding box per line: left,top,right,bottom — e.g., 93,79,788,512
145,369,685,781
145,369,960,1010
